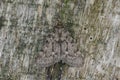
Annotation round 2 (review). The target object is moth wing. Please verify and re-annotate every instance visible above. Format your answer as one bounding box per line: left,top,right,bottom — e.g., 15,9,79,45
61,30,84,67
35,34,61,67
62,42,84,67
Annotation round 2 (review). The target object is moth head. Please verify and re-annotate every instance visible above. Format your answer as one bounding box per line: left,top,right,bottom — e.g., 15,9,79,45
54,19,64,29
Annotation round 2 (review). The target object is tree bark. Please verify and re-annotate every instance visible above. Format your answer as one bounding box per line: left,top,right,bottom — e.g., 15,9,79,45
0,0,120,80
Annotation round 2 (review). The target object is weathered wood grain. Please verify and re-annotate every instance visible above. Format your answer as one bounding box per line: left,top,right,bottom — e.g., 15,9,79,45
0,0,120,80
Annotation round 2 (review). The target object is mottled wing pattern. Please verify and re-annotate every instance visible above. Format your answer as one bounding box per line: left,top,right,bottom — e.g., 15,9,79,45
36,29,61,67
36,25,84,67
61,29,84,67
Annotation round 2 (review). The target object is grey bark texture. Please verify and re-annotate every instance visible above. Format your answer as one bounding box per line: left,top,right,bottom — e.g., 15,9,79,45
0,0,120,80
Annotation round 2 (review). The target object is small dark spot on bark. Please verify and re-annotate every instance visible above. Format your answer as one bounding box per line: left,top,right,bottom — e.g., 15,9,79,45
84,27,87,30
90,37,92,39
89,36,93,40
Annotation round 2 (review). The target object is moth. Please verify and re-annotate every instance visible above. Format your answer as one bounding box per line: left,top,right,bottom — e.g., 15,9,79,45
36,22,84,67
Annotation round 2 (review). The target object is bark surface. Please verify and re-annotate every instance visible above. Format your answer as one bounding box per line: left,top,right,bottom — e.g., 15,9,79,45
0,0,120,80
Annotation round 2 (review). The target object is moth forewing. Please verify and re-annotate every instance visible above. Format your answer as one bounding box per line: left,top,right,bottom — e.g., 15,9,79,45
61,31,84,67
36,29,60,67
